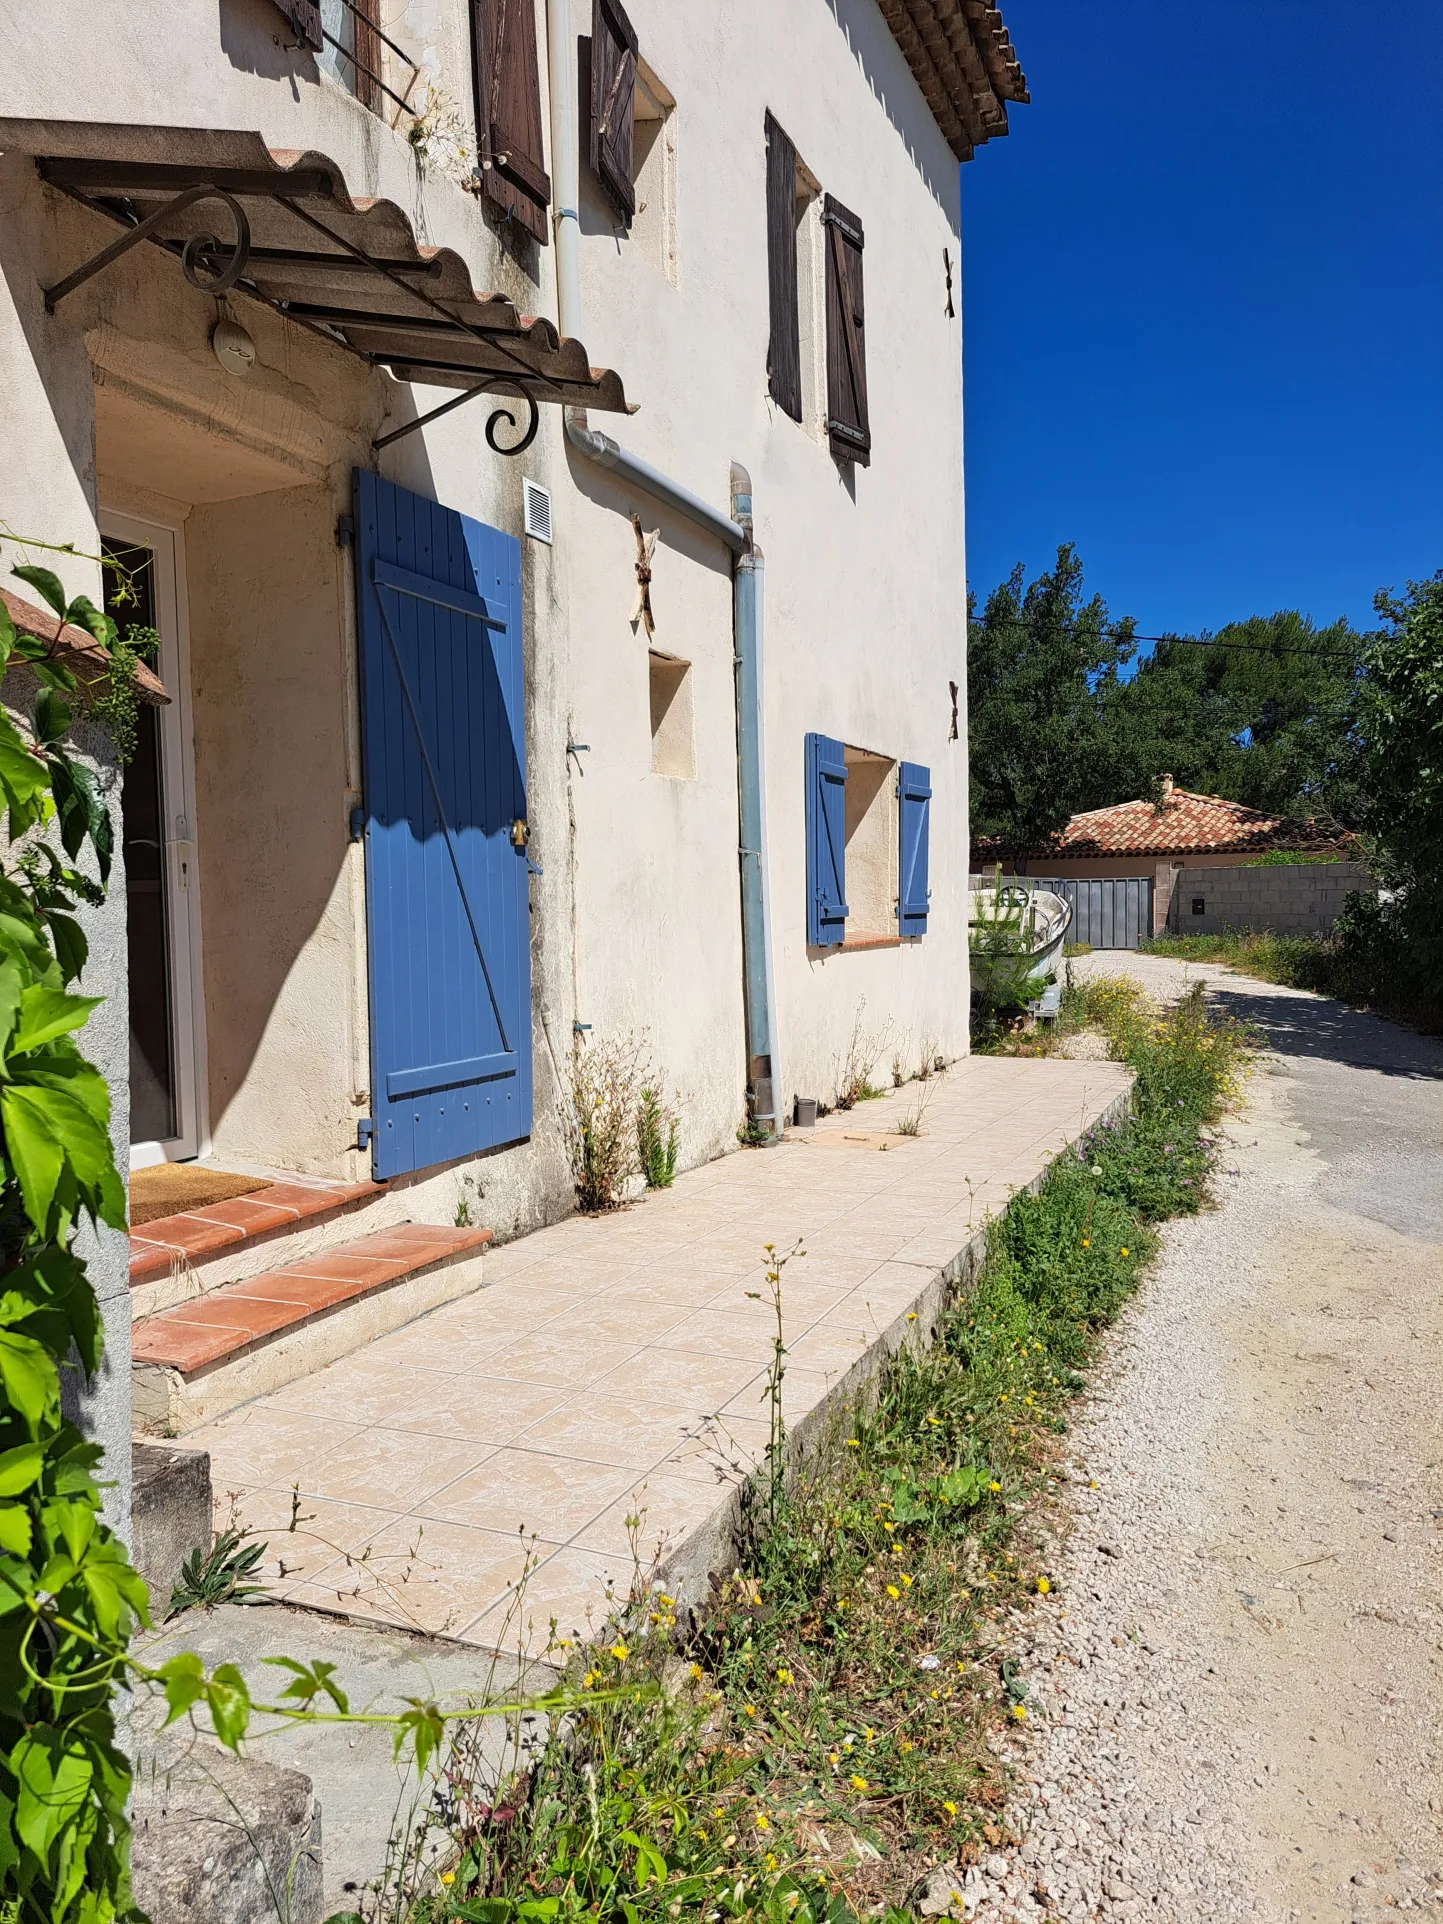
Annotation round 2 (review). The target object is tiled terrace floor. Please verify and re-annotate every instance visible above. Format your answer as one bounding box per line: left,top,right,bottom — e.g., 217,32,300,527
191,1055,1129,1649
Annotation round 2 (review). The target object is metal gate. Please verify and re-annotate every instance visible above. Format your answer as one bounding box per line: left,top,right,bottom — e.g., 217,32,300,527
970,874,1153,951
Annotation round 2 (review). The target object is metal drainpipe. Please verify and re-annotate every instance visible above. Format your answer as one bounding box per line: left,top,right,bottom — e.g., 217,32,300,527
544,1,781,1135
729,467,780,1137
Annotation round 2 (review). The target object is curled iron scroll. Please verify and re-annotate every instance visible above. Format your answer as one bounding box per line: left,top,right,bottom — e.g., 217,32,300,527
178,190,253,294
484,386,540,457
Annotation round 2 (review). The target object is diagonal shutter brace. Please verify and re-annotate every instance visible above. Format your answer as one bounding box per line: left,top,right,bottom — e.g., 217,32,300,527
371,579,513,1055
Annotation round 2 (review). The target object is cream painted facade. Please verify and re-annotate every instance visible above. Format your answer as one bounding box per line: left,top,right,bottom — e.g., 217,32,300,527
0,0,977,1258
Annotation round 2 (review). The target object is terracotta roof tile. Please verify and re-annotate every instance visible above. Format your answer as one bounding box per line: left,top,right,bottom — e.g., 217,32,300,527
1049,784,1352,860
876,0,1028,163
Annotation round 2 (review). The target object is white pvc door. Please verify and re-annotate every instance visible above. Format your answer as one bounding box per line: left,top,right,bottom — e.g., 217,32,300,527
101,510,206,1165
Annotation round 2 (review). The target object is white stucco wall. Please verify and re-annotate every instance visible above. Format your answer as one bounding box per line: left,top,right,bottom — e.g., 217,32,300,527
0,0,972,1230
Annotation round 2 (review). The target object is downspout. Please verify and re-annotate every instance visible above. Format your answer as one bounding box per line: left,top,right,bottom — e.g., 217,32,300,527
729,467,780,1136
544,2,780,1134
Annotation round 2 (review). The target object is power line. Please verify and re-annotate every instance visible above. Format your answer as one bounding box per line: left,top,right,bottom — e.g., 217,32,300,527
969,615,1363,662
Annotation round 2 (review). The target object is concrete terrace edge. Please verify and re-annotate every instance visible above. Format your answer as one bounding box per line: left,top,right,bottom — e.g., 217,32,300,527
650,1081,1135,1625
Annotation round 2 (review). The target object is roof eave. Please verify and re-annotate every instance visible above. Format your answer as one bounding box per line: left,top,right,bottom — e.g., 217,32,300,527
876,0,1028,164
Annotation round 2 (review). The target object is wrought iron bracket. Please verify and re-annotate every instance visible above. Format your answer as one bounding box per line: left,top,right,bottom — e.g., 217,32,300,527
372,381,539,456
44,184,252,311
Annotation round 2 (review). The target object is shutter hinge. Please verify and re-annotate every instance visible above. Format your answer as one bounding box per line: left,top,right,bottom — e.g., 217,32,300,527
827,417,869,451
336,513,355,549
821,204,864,247
356,1117,375,1151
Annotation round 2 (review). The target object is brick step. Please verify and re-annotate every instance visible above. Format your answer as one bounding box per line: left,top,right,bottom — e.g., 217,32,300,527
130,1175,384,1286
131,1222,493,1435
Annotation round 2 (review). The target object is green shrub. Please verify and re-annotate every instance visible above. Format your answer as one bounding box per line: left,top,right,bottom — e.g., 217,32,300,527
637,1086,679,1189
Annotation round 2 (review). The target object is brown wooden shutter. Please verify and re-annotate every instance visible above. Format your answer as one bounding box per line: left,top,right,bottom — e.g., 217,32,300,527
765,113,802,422
823,193,870,467
269,0,323,52
588,0,638,226
352,0,382,111
471,0,552,246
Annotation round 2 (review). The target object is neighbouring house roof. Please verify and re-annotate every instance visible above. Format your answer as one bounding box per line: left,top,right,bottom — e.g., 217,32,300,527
876,0,1029,162
981,778,1354,863
0,120,631,419
0,586,169,705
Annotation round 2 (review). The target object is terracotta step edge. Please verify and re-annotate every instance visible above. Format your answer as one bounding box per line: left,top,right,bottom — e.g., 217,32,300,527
128,1178,386,1283
131,1224,493,1376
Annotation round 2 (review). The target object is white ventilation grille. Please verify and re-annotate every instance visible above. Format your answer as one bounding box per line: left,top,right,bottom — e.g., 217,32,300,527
523,477,552,544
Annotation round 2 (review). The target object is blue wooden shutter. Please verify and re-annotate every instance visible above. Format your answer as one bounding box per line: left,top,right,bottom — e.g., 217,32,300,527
354,470,532,1178
805,732,848,947
897,761,931,937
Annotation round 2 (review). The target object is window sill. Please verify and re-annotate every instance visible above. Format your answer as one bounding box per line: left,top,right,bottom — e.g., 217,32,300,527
840,932,901,952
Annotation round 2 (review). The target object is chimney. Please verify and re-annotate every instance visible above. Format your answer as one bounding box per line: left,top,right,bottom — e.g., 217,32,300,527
1160,774,1174,800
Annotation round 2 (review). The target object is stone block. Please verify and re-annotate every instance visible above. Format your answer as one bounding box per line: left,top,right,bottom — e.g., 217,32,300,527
131,1745,322,1924
132,1440,212,1615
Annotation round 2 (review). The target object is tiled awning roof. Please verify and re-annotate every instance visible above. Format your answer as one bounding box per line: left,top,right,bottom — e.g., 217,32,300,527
0,120,631,425
876,1,1029,162
1,586,168,705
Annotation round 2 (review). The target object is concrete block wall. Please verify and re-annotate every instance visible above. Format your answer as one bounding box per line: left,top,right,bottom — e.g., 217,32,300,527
1166,860,1375,936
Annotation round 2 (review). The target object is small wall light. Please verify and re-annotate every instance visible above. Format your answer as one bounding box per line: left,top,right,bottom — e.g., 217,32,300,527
211,318,256,377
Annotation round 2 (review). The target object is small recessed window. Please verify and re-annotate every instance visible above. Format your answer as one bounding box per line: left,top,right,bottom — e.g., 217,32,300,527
631,60,677,283
1191,896,1206,916
649,652,694,779
842,745,896,936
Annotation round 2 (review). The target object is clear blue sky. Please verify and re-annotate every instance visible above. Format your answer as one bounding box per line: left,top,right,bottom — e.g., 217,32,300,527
960,0,1443,640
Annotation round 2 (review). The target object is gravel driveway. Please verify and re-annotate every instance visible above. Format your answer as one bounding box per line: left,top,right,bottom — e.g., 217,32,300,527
970,954,1443,1924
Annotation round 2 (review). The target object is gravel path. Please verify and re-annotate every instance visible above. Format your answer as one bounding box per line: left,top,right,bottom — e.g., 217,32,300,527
960,956,1443,1924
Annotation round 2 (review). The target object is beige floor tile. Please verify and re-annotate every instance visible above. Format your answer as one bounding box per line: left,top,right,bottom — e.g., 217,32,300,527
482,1331,646,1388
588,1345,764,1411
301,1427,493,1510
267,1360,464,1431
377,1375,574,1444
661,1306,777,1362
197,1407,365,1493
308,1514,535,1640
785,1324,875,1379
220,1487,394,1585
371,1320,551,1376
463,1543,644,1650
418,1447,636,1543
572,1473,724,1560
511,1394,708,1471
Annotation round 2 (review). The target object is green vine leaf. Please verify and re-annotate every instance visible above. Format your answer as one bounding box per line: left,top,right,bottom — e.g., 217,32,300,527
0,1332,58,1435
12,1726,93,1862
10,987,101,1057
9,565,68,620
157,1652,207,1727
205,1663,253,1752
0,1505,32,1557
